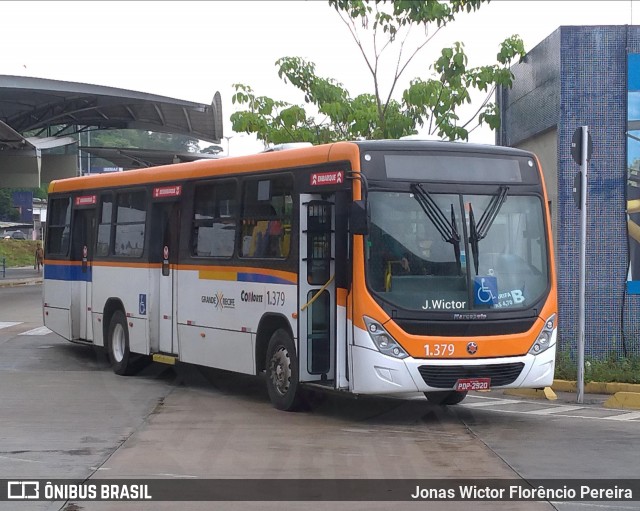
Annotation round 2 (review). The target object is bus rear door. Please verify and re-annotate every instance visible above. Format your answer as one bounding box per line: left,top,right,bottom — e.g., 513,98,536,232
150,187,181,356
71,199,96,341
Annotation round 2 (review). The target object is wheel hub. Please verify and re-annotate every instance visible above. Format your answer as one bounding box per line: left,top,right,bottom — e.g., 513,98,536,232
112,323,125,363
270,346,290,396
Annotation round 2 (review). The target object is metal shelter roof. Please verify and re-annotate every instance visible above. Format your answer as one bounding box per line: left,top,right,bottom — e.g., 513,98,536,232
82,146,222,170
0,74,223,149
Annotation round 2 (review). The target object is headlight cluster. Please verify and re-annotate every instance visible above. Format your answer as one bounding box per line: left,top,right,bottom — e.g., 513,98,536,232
529,314,556,355
363,316,409,359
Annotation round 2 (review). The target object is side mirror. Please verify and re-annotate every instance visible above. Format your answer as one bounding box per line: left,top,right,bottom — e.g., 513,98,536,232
350,200,369,235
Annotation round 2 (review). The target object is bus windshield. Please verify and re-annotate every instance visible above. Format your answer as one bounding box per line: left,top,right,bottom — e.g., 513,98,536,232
365,190,549,312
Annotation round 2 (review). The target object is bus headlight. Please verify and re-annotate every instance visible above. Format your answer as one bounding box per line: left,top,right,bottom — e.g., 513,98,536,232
529,314,557,355
363,316,409,359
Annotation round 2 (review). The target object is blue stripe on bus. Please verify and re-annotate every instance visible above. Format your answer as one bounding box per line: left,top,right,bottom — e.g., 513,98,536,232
237,272,293,285
44,263,92,282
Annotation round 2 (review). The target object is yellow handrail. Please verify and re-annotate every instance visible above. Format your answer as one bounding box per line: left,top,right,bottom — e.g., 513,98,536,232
300,274,335,311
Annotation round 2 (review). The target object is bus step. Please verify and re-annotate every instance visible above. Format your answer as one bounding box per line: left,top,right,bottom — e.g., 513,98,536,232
152,353,178,365
303,380,336,390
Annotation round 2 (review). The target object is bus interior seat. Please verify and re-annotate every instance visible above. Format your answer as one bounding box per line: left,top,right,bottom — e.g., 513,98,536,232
246,204,280,257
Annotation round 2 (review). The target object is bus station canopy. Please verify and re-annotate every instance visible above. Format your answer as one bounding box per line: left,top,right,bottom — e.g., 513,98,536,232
0,75,223,186
81,146,221,170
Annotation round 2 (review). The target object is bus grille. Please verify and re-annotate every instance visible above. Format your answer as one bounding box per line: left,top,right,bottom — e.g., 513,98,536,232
417,363,525,389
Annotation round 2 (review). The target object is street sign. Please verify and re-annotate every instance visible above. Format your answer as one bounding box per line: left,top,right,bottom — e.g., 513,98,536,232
571,127,593,164
572,172,582,209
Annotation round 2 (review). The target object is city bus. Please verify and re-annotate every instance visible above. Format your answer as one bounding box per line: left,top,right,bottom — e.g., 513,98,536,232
43,140,557,410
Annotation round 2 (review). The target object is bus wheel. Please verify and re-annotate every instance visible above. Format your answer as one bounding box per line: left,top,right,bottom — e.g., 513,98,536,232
266,329,301,411
424,390,468,406
107,310,135,376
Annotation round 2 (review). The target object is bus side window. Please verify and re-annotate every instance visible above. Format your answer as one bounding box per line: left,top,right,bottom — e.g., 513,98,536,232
240,176,292,259
192,181,237,258
96,193,113,257
113,191,146,258
47,197,71,256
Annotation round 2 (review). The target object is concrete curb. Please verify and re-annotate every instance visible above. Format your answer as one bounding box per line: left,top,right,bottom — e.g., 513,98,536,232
552,380,640,410
0,278,42,288
504,387,557,400
603,392,640,410
552,379,640,394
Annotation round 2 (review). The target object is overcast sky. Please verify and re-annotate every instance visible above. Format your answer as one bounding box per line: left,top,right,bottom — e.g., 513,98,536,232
0,1,636,154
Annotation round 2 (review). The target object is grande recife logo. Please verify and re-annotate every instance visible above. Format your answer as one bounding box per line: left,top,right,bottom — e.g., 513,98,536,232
310,171,344,186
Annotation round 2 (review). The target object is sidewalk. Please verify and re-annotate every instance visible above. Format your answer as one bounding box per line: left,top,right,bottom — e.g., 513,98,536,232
0,265,43,287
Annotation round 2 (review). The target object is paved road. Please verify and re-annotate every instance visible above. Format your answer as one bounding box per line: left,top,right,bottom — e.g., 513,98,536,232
0,265,42,287
1,285,639,511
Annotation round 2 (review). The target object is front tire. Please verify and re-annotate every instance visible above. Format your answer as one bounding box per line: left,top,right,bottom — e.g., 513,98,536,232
107,310,135,376
424,390,468,405
265,329,301,411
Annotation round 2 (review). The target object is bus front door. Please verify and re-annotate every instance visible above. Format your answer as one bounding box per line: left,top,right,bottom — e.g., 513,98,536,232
71,208,95,341
151,201,180,356
299,195,336,384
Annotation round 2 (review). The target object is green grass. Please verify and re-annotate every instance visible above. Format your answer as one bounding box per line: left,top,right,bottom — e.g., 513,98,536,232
555,349,640,384
0,239,39,267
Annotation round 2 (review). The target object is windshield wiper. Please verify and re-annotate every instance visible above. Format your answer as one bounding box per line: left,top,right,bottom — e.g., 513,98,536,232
411,184,461,274
468,186,509,275
450,203,462,275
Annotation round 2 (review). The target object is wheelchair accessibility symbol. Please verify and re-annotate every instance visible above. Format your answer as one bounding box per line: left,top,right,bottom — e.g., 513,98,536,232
139,294,147,315
474,276,498,307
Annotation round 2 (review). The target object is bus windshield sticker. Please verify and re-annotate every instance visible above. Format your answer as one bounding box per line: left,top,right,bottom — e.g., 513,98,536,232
473,276,498,307
493,289,525,309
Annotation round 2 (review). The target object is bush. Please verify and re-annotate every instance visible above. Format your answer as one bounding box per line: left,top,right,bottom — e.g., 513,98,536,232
555,349,640,384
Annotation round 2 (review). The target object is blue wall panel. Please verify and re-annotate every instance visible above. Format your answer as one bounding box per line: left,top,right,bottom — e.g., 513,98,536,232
501,26,640,358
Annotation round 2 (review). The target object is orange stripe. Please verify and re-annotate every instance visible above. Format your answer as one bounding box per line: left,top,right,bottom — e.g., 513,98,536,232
180,264,297,284
91,261,161,269
336,288,348,307
43,259,78,266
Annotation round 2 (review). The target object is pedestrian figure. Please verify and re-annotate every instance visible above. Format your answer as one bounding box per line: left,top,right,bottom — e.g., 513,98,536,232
35,243,44,272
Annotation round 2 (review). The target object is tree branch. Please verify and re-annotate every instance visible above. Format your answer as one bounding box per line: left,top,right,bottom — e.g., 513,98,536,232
383,25,443,123
336,9,376,78
429,83,445,135
460,84,495,129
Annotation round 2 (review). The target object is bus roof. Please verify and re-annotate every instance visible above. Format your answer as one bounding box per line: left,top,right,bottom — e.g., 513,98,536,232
48,140,534,194
354,139,535,158
48,141,361,194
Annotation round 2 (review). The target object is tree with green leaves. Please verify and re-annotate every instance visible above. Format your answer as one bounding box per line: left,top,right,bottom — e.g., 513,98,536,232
231,0,525,145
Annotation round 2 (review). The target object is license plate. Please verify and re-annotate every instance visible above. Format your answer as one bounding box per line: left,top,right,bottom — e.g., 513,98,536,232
455,378,491,391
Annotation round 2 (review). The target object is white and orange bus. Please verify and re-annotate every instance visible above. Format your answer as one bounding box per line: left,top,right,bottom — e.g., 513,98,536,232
43,140,557,410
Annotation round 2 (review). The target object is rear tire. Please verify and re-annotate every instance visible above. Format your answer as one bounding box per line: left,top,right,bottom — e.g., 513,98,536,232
265,329,301,411
107,310,136,376
424,390,468,405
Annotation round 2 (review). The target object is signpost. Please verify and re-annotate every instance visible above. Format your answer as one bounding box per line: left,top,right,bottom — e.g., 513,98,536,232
571,126,593,404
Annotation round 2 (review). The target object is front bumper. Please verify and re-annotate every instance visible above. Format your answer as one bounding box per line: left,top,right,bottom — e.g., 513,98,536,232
350,331,556,395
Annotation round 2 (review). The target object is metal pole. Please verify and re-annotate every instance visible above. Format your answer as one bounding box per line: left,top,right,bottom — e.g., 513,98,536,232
577,126,589,404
